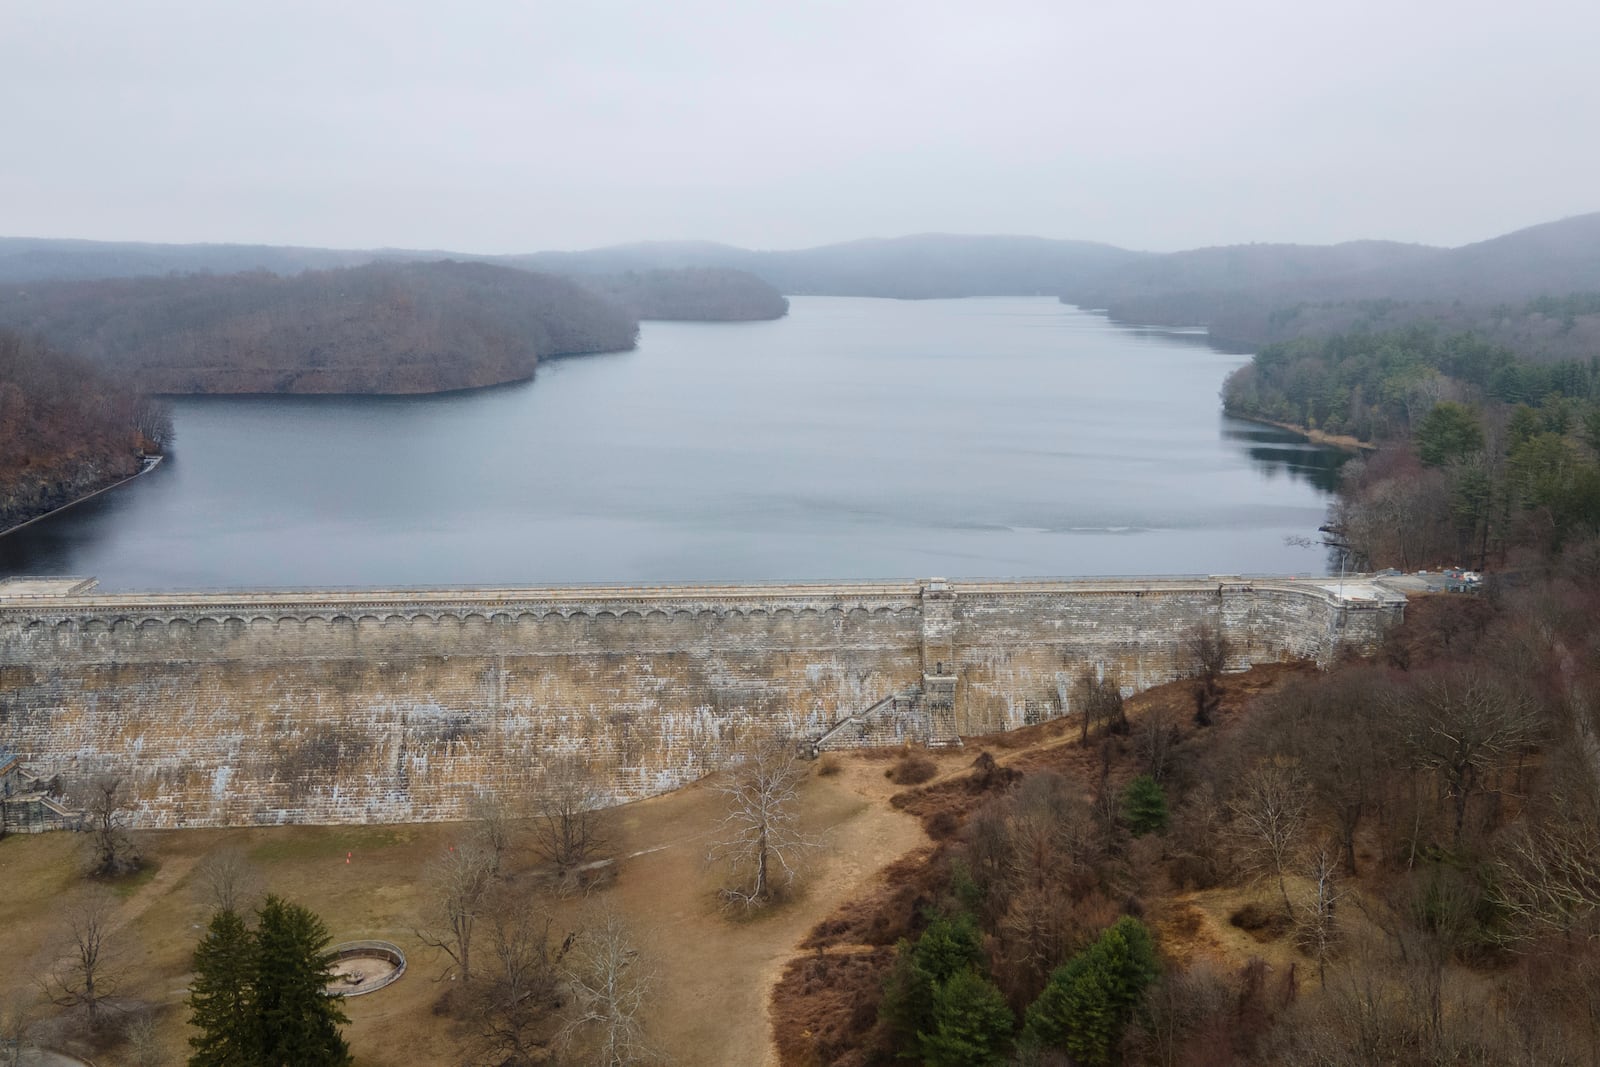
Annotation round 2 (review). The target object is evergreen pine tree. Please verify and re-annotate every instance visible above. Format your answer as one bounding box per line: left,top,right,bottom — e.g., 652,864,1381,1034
187,908,255,1067
1024,916,1160,1066
1121,775,1169,836
879,910,986,1053
918,966,1014,1067
252,895,352,1066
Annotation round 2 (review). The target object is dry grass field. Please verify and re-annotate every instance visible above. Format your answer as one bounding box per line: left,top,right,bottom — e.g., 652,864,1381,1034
0,746,942,1065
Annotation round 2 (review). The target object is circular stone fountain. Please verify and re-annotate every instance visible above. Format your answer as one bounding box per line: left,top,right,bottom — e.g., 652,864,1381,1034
324,940,406,997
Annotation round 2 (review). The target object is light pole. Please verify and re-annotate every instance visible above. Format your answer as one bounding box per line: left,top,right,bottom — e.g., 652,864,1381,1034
1318,523,1353,629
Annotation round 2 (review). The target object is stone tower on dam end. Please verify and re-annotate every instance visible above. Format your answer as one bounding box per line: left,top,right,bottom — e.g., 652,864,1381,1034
0,575,1406,828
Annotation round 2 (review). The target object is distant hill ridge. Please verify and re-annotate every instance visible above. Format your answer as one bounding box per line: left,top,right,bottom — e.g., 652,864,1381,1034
0,232,1147,300
4,212,1598,354
5,216,1595,304
1075,214,1600,344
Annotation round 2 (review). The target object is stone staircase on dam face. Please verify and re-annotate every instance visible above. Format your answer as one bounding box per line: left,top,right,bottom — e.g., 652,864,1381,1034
0,749,82,833
812,686,963,753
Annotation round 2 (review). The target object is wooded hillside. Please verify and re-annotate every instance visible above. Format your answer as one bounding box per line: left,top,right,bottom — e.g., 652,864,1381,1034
1061,213,1600,359
0,261,639,394
0,330,168,531
0,237,378,284
1223,324,1600,571
1209,292,1600,361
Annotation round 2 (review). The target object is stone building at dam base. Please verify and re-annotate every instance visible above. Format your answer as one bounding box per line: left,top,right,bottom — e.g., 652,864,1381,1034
0,575,1408,829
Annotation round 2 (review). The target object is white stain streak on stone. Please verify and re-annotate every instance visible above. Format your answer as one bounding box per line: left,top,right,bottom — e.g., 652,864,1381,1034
0,578,1406,828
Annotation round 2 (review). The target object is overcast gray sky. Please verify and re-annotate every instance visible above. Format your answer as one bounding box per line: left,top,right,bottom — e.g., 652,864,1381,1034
3,1,1596,254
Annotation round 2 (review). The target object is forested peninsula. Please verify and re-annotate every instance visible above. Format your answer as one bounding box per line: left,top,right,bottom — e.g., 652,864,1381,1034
1223,325,1600,569
0,259,792,529
0,330,169,531
0,262,638,395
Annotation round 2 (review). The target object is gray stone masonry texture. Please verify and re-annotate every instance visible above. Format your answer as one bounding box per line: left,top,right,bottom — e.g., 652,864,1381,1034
0,577,1406,827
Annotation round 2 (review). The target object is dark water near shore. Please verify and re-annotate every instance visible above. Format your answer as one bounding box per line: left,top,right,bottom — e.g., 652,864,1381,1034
0,297,1346,591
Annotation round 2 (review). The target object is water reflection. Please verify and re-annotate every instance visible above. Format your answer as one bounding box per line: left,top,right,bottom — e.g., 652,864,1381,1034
1220,420,1354,494
0,298,1342,590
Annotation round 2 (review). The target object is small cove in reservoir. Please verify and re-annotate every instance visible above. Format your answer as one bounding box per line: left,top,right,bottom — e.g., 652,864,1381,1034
0,297,1346,591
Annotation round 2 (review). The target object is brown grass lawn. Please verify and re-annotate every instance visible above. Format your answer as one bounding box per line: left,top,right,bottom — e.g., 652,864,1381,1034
0,749,938,1066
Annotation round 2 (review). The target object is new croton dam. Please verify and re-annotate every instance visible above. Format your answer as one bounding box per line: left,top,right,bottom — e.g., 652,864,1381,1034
0,575,1405,828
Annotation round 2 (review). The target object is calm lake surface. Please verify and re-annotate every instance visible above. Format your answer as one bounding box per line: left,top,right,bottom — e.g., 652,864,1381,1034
1,297,1345,591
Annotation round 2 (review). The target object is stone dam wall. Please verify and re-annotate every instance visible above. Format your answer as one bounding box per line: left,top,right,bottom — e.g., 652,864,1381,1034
0,577,1406,828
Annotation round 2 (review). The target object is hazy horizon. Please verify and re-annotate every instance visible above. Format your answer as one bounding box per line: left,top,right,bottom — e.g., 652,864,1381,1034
7,219,1591,259
4,2,1597,256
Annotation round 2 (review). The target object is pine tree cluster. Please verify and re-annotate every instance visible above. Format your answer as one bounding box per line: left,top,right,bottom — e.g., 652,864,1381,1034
187,895,352,1067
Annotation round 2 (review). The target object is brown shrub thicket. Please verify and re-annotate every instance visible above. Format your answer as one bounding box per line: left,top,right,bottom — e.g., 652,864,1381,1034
772,556,1600,1064
884,750,937,786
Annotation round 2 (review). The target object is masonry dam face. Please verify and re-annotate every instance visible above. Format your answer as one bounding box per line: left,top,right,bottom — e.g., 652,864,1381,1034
0,578,1405,828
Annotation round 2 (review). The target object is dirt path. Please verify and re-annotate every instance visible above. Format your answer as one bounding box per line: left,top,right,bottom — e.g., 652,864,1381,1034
107,853,199,934
605,755,930,1066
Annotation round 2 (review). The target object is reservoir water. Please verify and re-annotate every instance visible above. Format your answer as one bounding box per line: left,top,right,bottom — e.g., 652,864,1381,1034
0,297,1344,591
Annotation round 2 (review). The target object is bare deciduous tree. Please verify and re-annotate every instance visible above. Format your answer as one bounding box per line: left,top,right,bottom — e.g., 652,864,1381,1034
192,846,264,915
1397,671,1539,846
468,792,516,877
123,1010,164,1067
707,738,814,909
1,991,38,1067
49,888,122,1026
416,843,495,984
996,773,1097,994
559,904,657,1067
1379,868,1481,1044
1137,705,1182,783
1185,621,1231,727
532,757,611,874
1169,781,1227,889
83,774,141,877
1229,755,1309,918
1073,670,1126,742
1297,842,1345,988
469,889,565,1065
1132,960,1236,1067
1493,810,1600,941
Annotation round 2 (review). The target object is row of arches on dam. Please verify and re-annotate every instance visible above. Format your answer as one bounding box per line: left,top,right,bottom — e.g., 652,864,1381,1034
0,577,1407,828
15,600,925,630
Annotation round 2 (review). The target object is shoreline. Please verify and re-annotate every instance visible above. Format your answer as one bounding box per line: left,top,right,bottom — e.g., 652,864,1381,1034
0,454,164,538
1227,411,1375,453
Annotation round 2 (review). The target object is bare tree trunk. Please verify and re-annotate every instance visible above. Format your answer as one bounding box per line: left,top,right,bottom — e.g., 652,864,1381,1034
415,844,494,984
559,904,657,1067
50,888,122,1026
707,738,815,910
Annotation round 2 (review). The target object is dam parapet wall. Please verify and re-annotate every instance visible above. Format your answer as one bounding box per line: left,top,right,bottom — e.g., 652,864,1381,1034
0,575,1406,828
